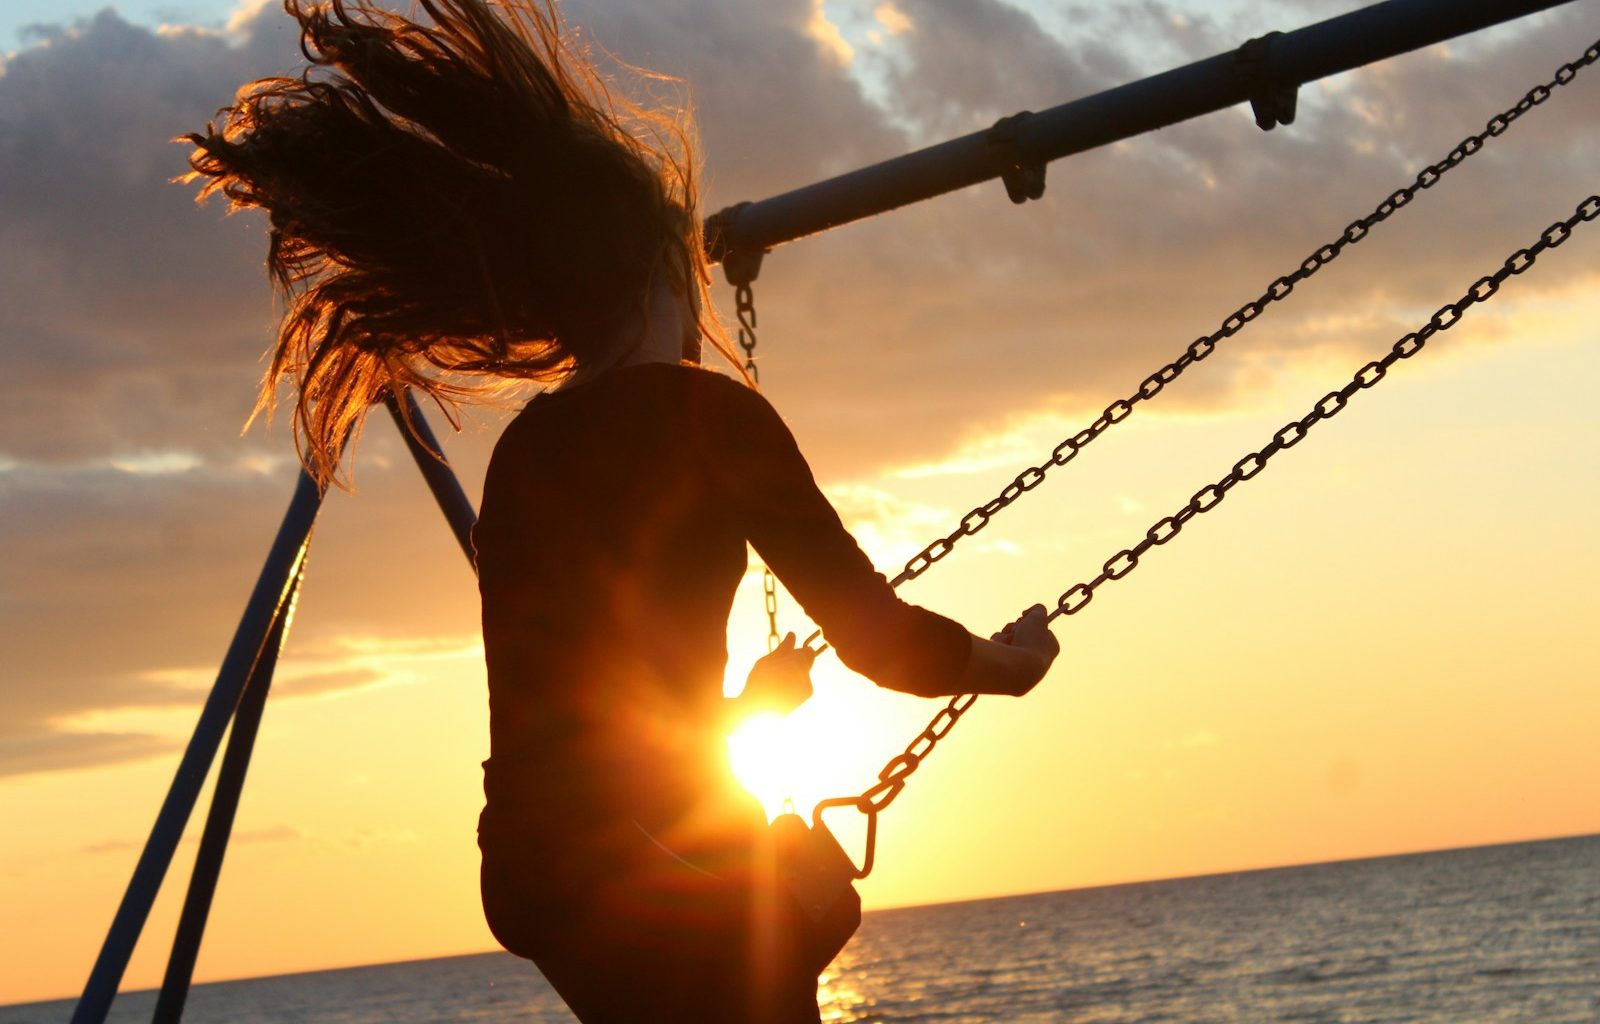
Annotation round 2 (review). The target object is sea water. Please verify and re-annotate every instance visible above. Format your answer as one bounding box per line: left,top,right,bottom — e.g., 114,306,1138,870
6,834,1595,1023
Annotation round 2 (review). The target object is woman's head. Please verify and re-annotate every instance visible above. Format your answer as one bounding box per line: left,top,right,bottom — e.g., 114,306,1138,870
186,0,734,484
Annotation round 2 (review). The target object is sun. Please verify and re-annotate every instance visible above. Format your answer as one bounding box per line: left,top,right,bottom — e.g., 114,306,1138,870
726,712,803,819
723,665,895,822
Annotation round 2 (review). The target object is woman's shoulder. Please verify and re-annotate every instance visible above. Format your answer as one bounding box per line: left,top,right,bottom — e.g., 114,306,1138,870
497,363,774,443
569,362,775,420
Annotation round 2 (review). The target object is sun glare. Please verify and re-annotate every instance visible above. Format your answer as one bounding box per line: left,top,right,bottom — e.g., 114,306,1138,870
727,712,801,818
724,662,895,823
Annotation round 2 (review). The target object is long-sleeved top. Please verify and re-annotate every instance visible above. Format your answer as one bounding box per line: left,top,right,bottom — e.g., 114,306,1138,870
474,362,971,857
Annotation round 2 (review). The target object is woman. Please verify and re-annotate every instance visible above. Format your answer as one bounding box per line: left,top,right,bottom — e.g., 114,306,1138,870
186,1,1059,1020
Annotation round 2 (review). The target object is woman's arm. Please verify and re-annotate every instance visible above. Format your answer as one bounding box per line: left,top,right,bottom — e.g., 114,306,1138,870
704,375,1059,703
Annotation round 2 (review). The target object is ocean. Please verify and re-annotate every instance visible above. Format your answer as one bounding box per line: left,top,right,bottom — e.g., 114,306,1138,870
7,834,1596,1023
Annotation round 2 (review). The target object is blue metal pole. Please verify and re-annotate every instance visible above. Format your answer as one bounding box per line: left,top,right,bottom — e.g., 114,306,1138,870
149,567,305,1024
386,392,478,568
70,469,324,1024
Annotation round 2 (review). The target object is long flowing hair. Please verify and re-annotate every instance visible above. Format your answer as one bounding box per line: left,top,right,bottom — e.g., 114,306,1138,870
185,0,735,484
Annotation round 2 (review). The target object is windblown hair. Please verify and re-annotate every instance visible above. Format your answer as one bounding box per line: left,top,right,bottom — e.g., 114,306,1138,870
185,0,734,484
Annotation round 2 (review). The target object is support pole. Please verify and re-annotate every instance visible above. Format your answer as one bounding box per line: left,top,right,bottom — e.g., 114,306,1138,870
704,0,1580,262
386,393,478,567
70,470,324,1024
149,568,305,1024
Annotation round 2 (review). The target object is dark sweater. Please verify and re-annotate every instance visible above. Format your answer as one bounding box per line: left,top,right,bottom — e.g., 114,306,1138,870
474,363,970,849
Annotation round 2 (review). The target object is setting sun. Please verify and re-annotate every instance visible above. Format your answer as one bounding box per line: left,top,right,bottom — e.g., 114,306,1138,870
726,712,801,818
723,655,909,827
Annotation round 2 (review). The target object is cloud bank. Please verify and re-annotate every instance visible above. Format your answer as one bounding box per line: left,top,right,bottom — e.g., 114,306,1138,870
2,0,1597,775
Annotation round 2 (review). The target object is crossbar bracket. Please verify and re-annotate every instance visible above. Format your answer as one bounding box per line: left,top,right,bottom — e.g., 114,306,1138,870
987,111,1047,204
1234,31,1299,131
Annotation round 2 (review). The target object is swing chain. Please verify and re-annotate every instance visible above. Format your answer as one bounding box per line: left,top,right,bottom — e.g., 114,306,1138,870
1045,195,1599,622
830,193,1599,866
857,692,979,814
885,36,1600,592
811,39,1600,877
733,279,784,651
814,691,978,878
735,283,761,384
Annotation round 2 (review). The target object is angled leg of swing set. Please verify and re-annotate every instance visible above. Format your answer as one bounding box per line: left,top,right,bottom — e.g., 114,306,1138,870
385,390,480,569
148,568,304,1024
69,470,324,1024
72,397,480,1024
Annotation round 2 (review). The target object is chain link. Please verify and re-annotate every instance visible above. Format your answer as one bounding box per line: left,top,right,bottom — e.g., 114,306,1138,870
808,41,1599,875
763,571,780,652
735,283,760,385
736,281,784,651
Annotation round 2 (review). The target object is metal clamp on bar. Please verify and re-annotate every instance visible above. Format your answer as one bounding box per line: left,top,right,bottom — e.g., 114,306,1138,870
706,200,767,285
1235,31,1298,130
986,111,1047,204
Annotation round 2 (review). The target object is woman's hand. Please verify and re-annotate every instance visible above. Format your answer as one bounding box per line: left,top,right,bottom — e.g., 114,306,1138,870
736,632,816,716
978,604,1060,697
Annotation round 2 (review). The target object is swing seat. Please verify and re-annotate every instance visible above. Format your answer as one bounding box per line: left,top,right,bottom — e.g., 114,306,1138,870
768,812,862,973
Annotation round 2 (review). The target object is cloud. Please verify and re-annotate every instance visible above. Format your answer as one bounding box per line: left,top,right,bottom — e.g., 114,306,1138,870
2,0,1598,776
825,481,954,566
81,823,298,855
0,730,179,779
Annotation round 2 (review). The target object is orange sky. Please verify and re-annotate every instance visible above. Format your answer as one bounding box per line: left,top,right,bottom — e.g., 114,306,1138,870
2,0,1598,1009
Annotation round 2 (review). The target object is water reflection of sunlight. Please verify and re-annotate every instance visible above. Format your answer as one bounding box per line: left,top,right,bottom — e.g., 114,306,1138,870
817,954,873,1023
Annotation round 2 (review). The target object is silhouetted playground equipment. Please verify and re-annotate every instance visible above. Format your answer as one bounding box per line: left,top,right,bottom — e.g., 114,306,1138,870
71,0,1598,1019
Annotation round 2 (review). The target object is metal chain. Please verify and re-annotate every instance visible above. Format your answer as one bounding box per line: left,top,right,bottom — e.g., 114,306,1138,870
805,41,1599,874
879,38,1599,594
817,195,1600,870
1046,195,1598,621
736,281,784,652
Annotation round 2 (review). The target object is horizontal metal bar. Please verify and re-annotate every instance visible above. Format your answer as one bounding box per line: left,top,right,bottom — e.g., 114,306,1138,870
704,0,1579,263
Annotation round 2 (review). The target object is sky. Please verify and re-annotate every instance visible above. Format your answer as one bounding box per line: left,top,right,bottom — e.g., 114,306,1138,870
2,0,1599,1009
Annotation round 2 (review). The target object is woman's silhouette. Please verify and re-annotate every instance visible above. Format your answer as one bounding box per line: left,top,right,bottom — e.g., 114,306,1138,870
187,1,1060,1020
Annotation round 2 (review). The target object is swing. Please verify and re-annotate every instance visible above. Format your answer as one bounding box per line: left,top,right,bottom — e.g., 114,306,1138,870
74,10,1596,1022
741,34,1600,967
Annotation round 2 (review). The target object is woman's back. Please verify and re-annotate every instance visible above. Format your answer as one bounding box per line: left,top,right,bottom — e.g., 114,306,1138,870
477,363,754,831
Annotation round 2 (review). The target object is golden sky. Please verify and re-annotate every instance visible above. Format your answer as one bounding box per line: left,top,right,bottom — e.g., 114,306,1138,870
2,0,1597,1008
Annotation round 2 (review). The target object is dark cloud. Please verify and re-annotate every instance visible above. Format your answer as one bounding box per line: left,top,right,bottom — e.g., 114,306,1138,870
568,0,901,198
871,0,1135,139
733,1,1600,471
2,0,1598,775
0,728,178,779
0,8,287,465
